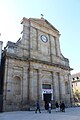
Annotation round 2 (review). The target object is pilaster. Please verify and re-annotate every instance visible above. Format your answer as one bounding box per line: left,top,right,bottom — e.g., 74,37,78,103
38,69,42,101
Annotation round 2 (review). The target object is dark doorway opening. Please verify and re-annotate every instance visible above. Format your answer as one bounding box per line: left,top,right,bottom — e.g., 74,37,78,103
43,93,52,110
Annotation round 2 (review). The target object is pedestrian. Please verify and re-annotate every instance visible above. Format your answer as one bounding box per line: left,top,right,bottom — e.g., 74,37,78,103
48,102,51,113
59,101,62,112
35,100,41,113
55,101,59,112
61,101,65,112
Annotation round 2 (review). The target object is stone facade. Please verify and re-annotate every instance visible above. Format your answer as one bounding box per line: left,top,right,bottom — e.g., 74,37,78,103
1,17,73,111
72,73,80,105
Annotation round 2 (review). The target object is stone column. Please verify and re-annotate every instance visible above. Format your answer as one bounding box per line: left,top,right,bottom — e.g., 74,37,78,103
54,72,60,101
37,30,41,51
30,26,33,50
27,66,30,110
55,37,61,57
36,29,38,50
54,37,58,56
22,67,28,107
28,67,37,109
29,68,34,101
68,73,74,106
59,72,65,101
57,72,61,101
38,69,42,101
50,36,56,55
51,72,55,101
38,69,44,108
49,35,52,63
3,58,9,111
51,71,56,107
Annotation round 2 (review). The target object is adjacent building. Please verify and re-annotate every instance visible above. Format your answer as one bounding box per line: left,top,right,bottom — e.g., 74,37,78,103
72,73,80,105
0,17,73,112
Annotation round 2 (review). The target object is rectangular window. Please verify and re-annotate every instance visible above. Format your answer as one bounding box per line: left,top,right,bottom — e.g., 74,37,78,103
42,84,51,89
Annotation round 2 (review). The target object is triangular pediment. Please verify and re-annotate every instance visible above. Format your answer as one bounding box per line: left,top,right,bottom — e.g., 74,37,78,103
29,18,59,32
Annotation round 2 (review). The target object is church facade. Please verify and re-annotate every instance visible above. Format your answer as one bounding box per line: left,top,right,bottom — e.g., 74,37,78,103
0,17,73,111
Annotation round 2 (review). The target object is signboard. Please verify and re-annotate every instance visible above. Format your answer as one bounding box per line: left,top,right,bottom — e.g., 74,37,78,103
42,89,53,94
42,89,53,100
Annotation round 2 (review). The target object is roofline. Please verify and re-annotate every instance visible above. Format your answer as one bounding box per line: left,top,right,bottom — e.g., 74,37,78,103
21,17,59,33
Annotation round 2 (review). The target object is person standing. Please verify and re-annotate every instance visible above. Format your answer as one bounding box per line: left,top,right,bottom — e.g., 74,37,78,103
61,101,65,112
59,101,62,112
35,100,41,113
55,101,59,112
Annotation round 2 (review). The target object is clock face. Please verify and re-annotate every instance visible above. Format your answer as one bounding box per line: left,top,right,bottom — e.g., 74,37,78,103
41,35,48,43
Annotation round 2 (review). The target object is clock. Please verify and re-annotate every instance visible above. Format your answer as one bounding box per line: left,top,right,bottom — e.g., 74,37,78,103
41,35,48,43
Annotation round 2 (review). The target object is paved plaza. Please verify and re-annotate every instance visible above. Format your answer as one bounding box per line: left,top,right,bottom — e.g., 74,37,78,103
0,107,80,120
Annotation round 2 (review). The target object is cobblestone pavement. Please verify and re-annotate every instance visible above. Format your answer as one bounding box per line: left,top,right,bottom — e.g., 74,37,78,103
0,107,80,120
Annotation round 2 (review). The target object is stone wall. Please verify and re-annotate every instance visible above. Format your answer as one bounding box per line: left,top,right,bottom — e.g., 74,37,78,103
3,57,72,111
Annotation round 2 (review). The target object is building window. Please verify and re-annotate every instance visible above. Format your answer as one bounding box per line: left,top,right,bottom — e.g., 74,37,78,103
42,84,51,89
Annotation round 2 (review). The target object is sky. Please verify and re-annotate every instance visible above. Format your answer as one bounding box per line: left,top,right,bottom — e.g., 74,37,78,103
0,0,80,74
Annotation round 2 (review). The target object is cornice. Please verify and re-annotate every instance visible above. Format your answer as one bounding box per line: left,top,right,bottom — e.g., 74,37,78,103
6,53,73,71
